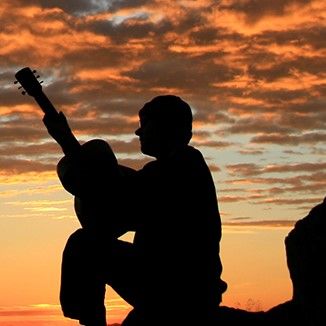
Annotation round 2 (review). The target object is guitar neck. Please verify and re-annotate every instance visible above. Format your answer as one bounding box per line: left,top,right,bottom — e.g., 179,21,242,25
34,91,59,118
34,89,81,156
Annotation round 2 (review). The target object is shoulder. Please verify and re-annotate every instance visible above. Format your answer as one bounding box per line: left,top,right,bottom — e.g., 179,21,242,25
138,160,160,176
183,145,205,160
176,145,208,171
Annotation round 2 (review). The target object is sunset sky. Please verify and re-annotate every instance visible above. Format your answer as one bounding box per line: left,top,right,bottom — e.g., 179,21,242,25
0,0,325,324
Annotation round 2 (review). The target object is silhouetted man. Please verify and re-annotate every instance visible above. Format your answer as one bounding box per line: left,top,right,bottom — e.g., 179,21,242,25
43,95,227,326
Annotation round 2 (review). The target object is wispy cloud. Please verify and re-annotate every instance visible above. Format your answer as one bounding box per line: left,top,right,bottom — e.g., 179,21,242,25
223,219,296,228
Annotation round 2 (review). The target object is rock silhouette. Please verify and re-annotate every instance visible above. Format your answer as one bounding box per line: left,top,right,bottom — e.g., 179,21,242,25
266,196,326,325
218,197,326,326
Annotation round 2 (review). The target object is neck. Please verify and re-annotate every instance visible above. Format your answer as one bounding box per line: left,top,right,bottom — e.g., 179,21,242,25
155,143,188,160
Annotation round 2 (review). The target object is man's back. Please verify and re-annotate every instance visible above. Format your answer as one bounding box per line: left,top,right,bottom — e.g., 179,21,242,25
129,145,223,322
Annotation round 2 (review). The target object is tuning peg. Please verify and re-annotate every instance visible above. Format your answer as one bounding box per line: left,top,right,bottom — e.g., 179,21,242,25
40,81,44,84
36,75,40,78
22,91,26,95
18,86,23,89
33,70,37,73
14,80,18,84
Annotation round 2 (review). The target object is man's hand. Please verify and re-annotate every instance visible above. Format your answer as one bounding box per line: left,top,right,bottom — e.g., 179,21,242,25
43,111,71,143
43,111,80,155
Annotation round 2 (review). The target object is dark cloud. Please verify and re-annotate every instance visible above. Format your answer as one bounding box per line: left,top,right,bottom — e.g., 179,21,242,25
108,0,151,11
257,25,326,51
0,138,143,174
219,193,265,203
227,162,326,177
71,116,137,136
110,138,139,154
247,56,326,82
0,138,139,158
251,132,326,145
310,147,326,155
283,150,304,155
226,118,295,134
227,172,326,192
264,162,326,173
195,111,235,125
208,163,221,172
220,187,245,193
0,157,55,174
18,0,107,15
239,148,265,155
0,142,59,156
190,27,220,45
226,163,260,176
278,112,326,131
87,16,172,44
0,125,48,142
62,48,128,71
222,0,311,23
192,140,234,148
229,216,251,221
285,98,326,115
268,182,326,195
126,55,241,91
258,196,322,206
223,219,296,228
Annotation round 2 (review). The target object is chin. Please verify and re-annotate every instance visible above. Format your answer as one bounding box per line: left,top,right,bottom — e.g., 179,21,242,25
141,144,157,158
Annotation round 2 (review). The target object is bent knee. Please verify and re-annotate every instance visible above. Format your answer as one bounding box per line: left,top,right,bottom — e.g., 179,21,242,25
67,228,87,242
63,228,88,255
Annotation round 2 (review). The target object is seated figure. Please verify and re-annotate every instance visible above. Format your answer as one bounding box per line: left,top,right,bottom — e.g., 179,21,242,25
43,95,227,326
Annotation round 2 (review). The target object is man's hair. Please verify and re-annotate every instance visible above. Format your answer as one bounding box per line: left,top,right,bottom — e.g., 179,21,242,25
139,95,193,143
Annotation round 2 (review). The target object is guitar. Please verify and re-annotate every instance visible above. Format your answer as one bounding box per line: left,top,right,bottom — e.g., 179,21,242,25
15,67,128,235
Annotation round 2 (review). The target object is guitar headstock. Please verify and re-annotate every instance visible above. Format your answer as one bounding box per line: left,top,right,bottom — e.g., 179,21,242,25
14,67,43,97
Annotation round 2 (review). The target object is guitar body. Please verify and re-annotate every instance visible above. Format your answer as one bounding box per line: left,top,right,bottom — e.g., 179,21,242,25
57,139,124,235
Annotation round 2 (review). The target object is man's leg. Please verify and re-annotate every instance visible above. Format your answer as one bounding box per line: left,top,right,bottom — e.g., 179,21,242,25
60,229,142,326
60,229,107,326
104,240,141,308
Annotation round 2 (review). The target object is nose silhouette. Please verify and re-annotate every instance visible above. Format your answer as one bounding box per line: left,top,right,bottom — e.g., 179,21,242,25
135,127,141,136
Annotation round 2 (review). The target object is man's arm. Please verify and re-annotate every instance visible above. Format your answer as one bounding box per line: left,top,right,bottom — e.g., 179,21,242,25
43,111,84,197
43,111,81,156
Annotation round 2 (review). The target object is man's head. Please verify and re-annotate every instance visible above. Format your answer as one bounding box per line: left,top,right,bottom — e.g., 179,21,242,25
135,95,193,158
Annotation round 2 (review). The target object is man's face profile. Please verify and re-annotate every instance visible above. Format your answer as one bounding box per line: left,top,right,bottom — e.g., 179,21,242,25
135,114,165,157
